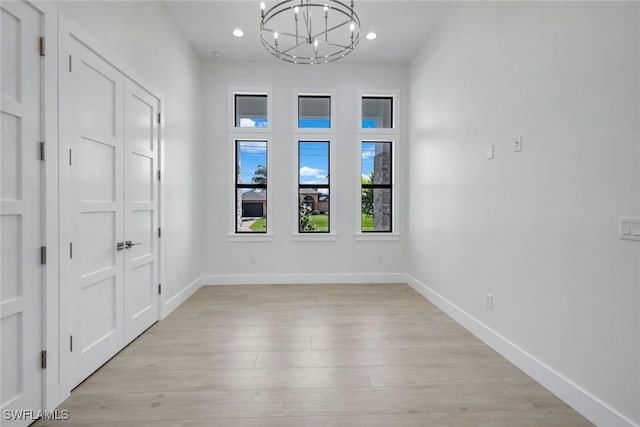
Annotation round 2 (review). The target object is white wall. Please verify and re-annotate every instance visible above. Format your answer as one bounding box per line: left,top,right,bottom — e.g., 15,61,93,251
408,2,640,426
201,61,407,282
54,1,204,305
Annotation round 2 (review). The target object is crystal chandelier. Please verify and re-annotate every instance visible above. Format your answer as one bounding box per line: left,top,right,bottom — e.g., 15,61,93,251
260,0,361,64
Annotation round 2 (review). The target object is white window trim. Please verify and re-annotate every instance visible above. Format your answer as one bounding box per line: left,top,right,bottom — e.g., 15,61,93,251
293,88,337,134
357,89,400,135
292,134,337,240
228,134,274,241
229,87,273,133
355,136,400,241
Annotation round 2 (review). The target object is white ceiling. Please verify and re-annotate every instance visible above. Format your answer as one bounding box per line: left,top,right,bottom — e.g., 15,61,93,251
164,1,450,64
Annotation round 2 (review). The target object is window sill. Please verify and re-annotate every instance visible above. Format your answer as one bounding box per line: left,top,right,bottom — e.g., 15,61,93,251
227,233,274,242
291,233,337,242
355,233,400,241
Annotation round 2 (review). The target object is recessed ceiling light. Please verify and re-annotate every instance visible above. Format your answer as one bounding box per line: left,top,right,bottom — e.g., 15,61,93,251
366,32,377,40
232,28,244,38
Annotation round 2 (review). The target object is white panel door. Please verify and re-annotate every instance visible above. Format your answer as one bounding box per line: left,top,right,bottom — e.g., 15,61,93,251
0,1,43,425
60,35,126,387
123,79,159,342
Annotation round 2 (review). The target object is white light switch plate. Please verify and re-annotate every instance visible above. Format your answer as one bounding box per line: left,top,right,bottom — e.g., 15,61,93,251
619,217,640,240
486,145,494,160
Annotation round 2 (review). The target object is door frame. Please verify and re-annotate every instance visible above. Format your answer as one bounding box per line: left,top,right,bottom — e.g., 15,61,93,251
53,11,166,407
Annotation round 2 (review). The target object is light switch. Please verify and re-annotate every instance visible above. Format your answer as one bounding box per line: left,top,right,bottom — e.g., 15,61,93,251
486,145,494,160
620,217,640,241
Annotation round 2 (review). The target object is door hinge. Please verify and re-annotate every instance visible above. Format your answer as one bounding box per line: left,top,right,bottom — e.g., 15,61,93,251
158,227,161,238
68,54,72,72
39,142,46,161
69,148,72,166
69,242,73,259
41,350,47,369
39,37,45,56
158,284,162,295
157,170,161,181
70,336,73,352
40,247,47,265
157,112,161,124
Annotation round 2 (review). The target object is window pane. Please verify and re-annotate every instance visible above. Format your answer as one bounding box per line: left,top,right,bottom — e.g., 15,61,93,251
237,141,267,185
361,142,391,185
236,140,267,233
299,189,329,232
361,188,391,232
361,141,392,233
298,96,331,128
299,142,329,185
298,141,329,233
238,189,267,232
235,95,268,128
362,97,393,128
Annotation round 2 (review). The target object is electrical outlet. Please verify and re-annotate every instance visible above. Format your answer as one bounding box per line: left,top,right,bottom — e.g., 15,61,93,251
485,293,494,309
486,145,494,160
250,255,256,265
377,255,383,264
514,136,522,152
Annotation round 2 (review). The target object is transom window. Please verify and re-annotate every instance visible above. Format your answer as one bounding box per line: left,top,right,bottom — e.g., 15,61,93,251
298,141,330,233
298,95,331,128
361,141,392,232
362,96,393,129
235,140,268,233
235,94,268,128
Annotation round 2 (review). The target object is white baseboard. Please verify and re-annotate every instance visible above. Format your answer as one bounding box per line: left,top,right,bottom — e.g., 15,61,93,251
160,275,206,319
405,274,638,427
199,273,408,286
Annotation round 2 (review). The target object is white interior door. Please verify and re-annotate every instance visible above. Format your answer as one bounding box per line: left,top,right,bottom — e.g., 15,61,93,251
60,35,126,387
123,79,159,342
1,1,43,424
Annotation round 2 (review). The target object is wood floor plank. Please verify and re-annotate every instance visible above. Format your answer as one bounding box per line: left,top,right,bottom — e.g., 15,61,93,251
34,284,593,426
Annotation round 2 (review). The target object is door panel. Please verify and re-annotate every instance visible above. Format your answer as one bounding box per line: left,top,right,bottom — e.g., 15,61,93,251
61,35,125,387
123,79,159,342
0,1,43,425
60,30,161,387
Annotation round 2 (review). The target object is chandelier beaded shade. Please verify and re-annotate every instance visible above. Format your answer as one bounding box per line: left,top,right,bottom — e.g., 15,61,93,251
260,0,361,64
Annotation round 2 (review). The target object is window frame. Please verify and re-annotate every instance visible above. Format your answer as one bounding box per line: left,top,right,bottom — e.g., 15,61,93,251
360,140,393,234
229,87,273,133
357,90,399,135
293,88,337,134
228,135,273,241
293,136,336,241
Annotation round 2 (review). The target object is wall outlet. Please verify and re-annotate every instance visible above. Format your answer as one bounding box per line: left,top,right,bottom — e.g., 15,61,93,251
377,255,383,264
486,145,494,160
514,136,522,152
485,293,494,309
250,255,256,265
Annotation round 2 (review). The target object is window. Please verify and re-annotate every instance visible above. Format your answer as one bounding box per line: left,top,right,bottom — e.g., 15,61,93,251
361,141,392,232
235,140,268,233
298,141,330,233
235,94,268,128
298,95,331,128
362,96,393,129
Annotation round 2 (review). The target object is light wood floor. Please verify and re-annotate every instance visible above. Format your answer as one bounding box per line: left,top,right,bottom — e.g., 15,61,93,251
37,283,593,426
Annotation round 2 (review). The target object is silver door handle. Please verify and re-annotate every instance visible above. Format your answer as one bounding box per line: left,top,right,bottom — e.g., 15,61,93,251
125,240,142,249
117,242,126,251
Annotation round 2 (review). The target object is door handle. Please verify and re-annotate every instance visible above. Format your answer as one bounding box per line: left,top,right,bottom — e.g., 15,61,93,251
125,240,142,249
117,242,125,251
